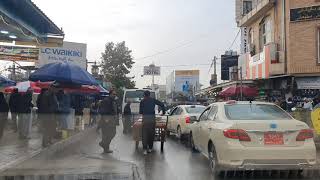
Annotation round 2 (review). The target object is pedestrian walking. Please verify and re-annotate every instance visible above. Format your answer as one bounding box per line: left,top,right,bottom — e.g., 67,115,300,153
72,95,85,130
9,88,20,132
98,90,118,153
303,98,313,111
37,87,59,147
122,101,132,134
0,92,9,139
90,100,99,126
139,90,165,155
56,89,71,130
18,88,34,139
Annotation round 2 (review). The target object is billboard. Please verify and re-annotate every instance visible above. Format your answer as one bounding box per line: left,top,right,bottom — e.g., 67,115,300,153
221,53,238,80
143,64,160,76
174,70,200,95
0,45,39,62
38,41,87,69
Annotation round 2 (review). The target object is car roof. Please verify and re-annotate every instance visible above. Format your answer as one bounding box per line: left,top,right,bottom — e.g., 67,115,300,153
209,101,276,107
178,105,206,108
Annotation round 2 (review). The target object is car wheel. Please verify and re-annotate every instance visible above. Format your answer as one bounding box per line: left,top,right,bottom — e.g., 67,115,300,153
208,145,221,177
189,133,197,152
176,126,182,140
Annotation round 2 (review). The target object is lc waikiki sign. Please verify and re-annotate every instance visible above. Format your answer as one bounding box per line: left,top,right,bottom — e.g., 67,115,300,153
38,41,87,69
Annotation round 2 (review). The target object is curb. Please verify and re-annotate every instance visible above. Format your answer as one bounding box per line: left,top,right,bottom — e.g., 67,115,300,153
0,127,95,173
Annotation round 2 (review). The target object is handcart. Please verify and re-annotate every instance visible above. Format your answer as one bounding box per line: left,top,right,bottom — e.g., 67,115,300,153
132,115,168,152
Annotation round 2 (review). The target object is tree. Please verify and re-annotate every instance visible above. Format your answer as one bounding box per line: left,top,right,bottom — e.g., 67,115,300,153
101,41,135,95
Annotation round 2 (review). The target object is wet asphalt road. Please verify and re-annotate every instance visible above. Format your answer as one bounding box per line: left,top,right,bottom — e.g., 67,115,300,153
2,123,320,180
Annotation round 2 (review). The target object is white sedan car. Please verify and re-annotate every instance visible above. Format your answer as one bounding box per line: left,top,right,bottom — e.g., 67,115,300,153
167,105,206,139
189,101,316,176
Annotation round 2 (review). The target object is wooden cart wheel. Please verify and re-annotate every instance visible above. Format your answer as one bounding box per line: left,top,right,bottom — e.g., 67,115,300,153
135,141,139,149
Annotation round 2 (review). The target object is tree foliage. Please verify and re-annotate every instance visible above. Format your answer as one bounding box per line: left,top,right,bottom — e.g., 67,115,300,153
101,41,135,92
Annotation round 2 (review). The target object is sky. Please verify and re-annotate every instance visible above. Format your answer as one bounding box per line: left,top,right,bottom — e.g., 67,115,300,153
32,0,240,88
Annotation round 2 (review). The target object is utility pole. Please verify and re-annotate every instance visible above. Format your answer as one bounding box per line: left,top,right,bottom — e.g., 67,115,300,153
12,62,16,81
239,66,243,101
213,56,217,75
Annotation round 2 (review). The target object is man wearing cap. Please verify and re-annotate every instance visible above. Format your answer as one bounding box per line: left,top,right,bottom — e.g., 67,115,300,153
139,90,165,155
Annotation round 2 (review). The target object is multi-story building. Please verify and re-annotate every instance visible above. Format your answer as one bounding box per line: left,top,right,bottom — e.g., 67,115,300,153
236,0,320,100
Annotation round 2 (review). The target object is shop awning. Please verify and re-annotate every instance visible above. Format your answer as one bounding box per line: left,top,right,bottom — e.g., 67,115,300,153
0,0,64,45
296,77,320,89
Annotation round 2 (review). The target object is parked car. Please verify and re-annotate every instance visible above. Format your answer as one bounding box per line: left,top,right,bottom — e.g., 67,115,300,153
167,105,206,139
189,101,316,176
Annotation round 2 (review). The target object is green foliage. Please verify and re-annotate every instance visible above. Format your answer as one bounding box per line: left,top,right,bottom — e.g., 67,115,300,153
101,41,136,92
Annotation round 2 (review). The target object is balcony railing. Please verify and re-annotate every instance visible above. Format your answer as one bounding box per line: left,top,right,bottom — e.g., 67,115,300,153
239,0,276,27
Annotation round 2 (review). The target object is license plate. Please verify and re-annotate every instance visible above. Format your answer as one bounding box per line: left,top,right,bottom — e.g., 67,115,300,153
264,132,284,145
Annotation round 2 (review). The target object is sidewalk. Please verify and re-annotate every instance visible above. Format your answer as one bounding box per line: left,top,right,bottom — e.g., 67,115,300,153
0,126,42,172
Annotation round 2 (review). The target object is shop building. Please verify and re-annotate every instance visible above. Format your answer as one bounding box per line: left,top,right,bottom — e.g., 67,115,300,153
236,0,320,101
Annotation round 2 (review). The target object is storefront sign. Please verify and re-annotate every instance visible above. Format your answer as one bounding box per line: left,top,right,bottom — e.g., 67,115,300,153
290,5,320,22
0,45,39,61
296,77,320,89
143,64,160,76
38,41,87,69
240,27,248,54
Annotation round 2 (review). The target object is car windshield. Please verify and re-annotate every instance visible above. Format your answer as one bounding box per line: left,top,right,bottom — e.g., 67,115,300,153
185,106,206,114
125,90,155,103
224,104,293,120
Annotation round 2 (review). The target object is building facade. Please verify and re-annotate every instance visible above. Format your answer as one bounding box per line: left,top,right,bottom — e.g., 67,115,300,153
236,0,320,100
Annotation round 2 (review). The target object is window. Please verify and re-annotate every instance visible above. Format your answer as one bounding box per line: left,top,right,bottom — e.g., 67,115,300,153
125,90,155,103
224,104,293,120
199,108,210,121
207,106,218,121
259,17,272,52
173,107,183,115
243,1,252,15
185,105,206,114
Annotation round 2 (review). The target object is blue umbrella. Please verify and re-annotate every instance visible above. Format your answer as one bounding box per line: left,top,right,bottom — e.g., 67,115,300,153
29,62,98,85
0,75,16,87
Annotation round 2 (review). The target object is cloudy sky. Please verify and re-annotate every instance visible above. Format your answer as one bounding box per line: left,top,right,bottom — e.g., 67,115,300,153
32,0,239,88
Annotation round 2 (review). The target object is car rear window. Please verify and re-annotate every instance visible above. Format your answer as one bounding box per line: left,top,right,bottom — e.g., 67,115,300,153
185,106,206,114
224,104,292,120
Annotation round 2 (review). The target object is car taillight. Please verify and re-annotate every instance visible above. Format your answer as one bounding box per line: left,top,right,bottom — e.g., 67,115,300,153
185,116,191,123
223,129,251,141
296,129,314,141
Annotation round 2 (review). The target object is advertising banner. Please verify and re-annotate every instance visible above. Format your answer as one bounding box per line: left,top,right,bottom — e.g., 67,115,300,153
174,70,200,94
38,41,87,69
143,64,160,76
0,45,39,62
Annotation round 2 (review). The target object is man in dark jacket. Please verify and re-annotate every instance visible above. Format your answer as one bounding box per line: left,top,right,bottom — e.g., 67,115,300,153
9,88,20,132
98,89,118,153
0,92,9,139
139,90,165,155
37,87,59,147
18,89,33,139
122,101,132,134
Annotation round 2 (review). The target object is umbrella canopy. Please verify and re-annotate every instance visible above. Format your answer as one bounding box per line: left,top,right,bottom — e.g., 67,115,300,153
34,81,100,94
0,75,16,87
219,85,258,97
29,62,98,85
5,81,41,94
